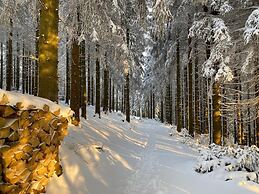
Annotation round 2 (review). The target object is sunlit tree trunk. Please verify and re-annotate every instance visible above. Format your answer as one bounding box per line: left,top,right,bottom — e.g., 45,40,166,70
34,8,39,96
213,81,222,145
65,38,70,104
38,0,59,101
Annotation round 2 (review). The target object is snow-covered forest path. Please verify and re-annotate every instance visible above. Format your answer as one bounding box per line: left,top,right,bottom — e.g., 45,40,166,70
47,107,259,194
125,120,256,194
125,120,197,194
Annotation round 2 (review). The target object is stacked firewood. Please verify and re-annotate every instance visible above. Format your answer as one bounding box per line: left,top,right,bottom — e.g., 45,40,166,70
0,94,70,194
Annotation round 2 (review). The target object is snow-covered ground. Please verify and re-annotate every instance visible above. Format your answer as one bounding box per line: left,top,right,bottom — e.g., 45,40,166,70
46,107,259,194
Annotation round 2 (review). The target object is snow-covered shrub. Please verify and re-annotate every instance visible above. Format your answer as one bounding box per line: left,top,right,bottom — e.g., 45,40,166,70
195,144,222,173
196,144,259,183
219,1,233,15
232,146,259,172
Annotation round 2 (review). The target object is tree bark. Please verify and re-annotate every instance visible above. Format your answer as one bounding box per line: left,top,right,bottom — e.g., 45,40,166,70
95,43,101,118
125,68,130,122
103,61,109,113
6,19,13,91
213,81,222,145
38,0,59,102
65,38,70,104
188,36,194,137
91,76,94,106
81,40,87,119
176,37,182,132
0,42,3,89
16,34,20,91
161,94,164,123
22,43,25,94
166,83,172,124
34,11,39,96
153,92,155,119
70,39,81,123
112,82,115,111
87,44,91,105
109,77,112,112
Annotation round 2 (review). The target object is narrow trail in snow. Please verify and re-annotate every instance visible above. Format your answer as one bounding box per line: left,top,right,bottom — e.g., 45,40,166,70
125,121,195,194
125,122,164,194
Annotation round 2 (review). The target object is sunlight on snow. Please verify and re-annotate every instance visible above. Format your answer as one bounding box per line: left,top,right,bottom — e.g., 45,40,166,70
239,182,259,193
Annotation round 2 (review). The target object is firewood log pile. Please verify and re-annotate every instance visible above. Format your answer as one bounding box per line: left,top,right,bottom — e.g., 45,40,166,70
0,93,72,194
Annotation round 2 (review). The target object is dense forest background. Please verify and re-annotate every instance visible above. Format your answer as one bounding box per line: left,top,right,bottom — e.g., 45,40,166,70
0,0,259,147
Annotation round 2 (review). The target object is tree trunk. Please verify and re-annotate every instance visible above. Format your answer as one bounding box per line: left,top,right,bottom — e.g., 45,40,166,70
103,62,109,113
91,76,94,106
188,36,194,137
125,68,130,122
16,35,20,91
112,82,115,111
38,0,59,102
122,87,124,113
22,43,25,94
95,43,101,118
70,38,81,123
150,90,153,119
166,83,172,124
176,37,182,132
194,41,200,134
81,40,87,119
25,50,29,94
34,13,39,96
28,51,32,94
6,19,13,91
65,38,70,104
87,44,91,105
109,77,112,112
153,92,155,119
213,81,222,145
0,42,3,89
161,94,164,123
116,87,119,112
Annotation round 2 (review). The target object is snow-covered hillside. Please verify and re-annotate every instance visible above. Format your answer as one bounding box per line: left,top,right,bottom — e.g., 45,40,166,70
46,107,259,194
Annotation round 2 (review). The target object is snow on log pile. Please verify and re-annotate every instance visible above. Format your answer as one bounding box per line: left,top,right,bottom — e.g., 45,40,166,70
0,90,73,194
